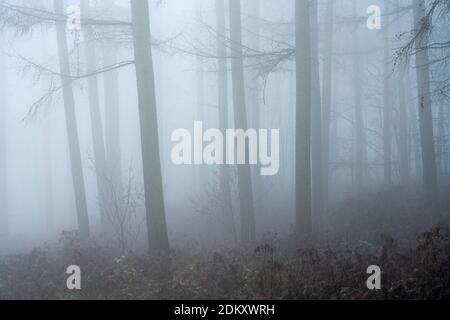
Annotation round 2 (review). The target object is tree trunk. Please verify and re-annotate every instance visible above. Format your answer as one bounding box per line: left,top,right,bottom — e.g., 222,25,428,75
413,0,438,199
321,0,334,209
81,0,109,228
353,0,365,189
398,65,410,183
216,0,236,244
130,0,170,252
54,0,90,239
311,0,323,224
229,0,256,243
383,0,392,185
0,51,8,238
295,0,312,236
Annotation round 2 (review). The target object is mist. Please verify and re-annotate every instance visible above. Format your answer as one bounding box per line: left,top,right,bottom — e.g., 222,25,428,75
0,0,449,300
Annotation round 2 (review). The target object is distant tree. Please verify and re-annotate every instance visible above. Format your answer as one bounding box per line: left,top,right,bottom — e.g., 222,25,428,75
216,0,235,242
310,0,323,222
0,50,8,238
53,0,90,238
295,0,312,236
383,0,393,186
321,0,334,208
352,0,366,189
229,0,256,243
81,0,108,230
412,0,438,199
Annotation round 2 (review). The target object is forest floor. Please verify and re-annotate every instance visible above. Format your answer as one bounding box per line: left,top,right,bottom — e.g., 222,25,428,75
0,187,450,300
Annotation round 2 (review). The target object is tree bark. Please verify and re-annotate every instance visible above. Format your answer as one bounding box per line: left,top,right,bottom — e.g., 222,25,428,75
54,0,90,239
130,0,170,252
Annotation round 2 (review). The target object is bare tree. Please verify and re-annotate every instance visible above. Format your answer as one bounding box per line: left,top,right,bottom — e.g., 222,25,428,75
311,0,323,222
81,0,108,229
0,50,8,238
351,0,365,189
229,0,256,243
321,0,334,209
53,0,90,238
383,0,393,186
216,0,234,238
130,0,170,253
412,0,439,200
295,0,312,237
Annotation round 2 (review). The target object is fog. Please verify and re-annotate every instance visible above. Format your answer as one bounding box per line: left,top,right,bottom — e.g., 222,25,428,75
0,0,449,300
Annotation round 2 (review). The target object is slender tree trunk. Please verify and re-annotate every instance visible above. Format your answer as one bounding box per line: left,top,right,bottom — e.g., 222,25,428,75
216,0,236,244
353,0,365,189
0,51,8,238
410,87,423,179
438,103,447,178
54,0,90,239
398,65,410,183
383,0,392,186
413,0,438,199
195,0,207,195
229,0,256,242
395,1,410,184
321,0,334,209
81,0,108,228
311,0,323,224
295,0,312,236
246,0,261,132
130,0,170,252
246,0,262,222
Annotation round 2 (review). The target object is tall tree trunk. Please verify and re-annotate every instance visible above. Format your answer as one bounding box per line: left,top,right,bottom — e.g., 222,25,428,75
321,0,334,209
410,87,423,179
311,0,323,224
246,0,262,221
396,0,410,184
81,0,108,228
398,65,410,183
216,0,236,244
437,103,447,178
413,0,438,199
195,0,207,195
383,0,392,185
353,0,365,189
246,0,261,131
229,0,256,242
0,51,8,238
295,0,312,236
130,0,170,252
54,0,90,238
